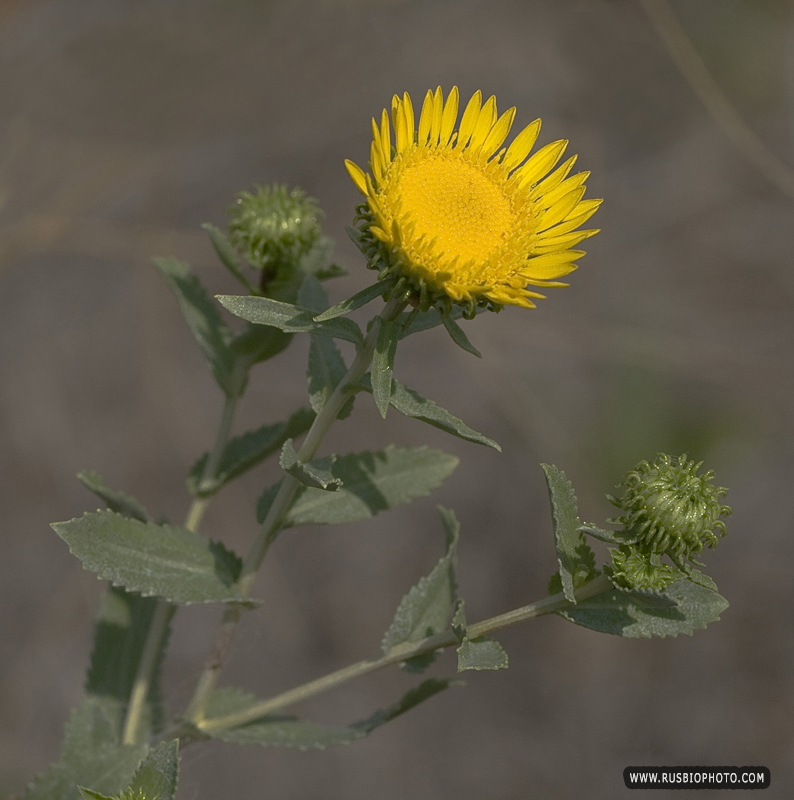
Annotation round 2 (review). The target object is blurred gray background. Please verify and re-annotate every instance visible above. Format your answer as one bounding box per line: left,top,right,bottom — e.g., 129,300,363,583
1,0,793,797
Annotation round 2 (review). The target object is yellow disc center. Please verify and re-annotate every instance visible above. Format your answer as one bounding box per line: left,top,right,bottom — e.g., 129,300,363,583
396,155,514,264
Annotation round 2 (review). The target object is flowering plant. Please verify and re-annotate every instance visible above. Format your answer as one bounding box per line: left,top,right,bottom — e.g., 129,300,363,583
22,88,730,800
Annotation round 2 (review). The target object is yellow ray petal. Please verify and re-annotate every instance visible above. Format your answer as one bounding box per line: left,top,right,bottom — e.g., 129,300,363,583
503,118,541,171
402,92,415,140
344,159,368,194
439,86,459,146
532,229,599,254
541,172,589,209
514,139,568,188
418,89,435,144
379,108,392,165
482,107,516,159
528,155,578,199
429,86,444,145
539,187,586,231
469,95,497,150
457,90,482,149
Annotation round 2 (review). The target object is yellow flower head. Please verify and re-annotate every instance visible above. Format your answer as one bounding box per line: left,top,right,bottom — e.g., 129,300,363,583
346,86,601,315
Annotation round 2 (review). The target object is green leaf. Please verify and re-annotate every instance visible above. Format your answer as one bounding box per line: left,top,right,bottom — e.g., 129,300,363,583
186,408,315,497
457,637,509,672
299,235,346,282
313,281,389,321
77,472,151,523
153,257,238,396
77,789,113,800
85,587,171,739
52,511,253,605
25,699,148,800
398,305,484,338
372,318,400,418
230,323,293,367
357,375,500,451
542,464,589,603
382,507,460,656
296,273,328,313
126,740,179,800
557,579,729,638
279,439,342,491
199,679,455,749
263,446,458,527
441,313,482,357
451,599,508,672
351,678,458,734
216,295,363,344
308,335,354,420
201,223,256,293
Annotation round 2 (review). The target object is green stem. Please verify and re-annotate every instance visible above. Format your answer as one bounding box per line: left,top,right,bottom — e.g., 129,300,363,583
184,295,409,724
121,390,240,745
197,574,613,735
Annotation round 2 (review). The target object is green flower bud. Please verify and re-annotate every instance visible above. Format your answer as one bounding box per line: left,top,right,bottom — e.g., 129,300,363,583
228,184,321,276
609,454,731,561
606,544,682,592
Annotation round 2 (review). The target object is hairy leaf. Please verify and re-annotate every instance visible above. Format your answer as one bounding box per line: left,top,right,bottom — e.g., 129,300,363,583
153,257,238,396
262,447,458,527
52,511,252,605
201,223,255,293
308,335,354,419
382,507,460,656
279,439,342,491
557,579,729,638
313,281,389,321
441,314,482,357
25,699,147,800
187,408,314,497
357,375,500,451
85,587,171,739
542,463,591,603
126,740,179,800
77,472,151,523
200,679,455,749
372,318,400,418
216,295,363,344
457,637,509,672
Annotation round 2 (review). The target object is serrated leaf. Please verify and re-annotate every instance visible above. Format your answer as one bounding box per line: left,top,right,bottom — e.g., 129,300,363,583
382,507,460,655
153,257,238,396
52,511,252,605
25,699,147,800
85,587,171,740
457,637,509,672
296,273,328,314
372,318,400,417
230,323,293,367
216,295,363,344
313,281,389,321
127,740,179,800
265,446,458,527
200,679,454,749
201,223,256,293
557,579,729,638
357,375,500,451
279,439,342,491
308,335,354,419
77,472,151,523
542,464,586,603
441,313,481,357
187,408,315,497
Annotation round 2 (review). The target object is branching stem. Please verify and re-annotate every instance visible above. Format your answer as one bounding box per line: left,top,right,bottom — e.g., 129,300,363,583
196,574,613,734
184,294,409,724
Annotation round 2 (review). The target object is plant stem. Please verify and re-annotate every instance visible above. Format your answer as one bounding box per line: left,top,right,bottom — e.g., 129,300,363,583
121,390,240,746
184,294,409,724
197,574,614,734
